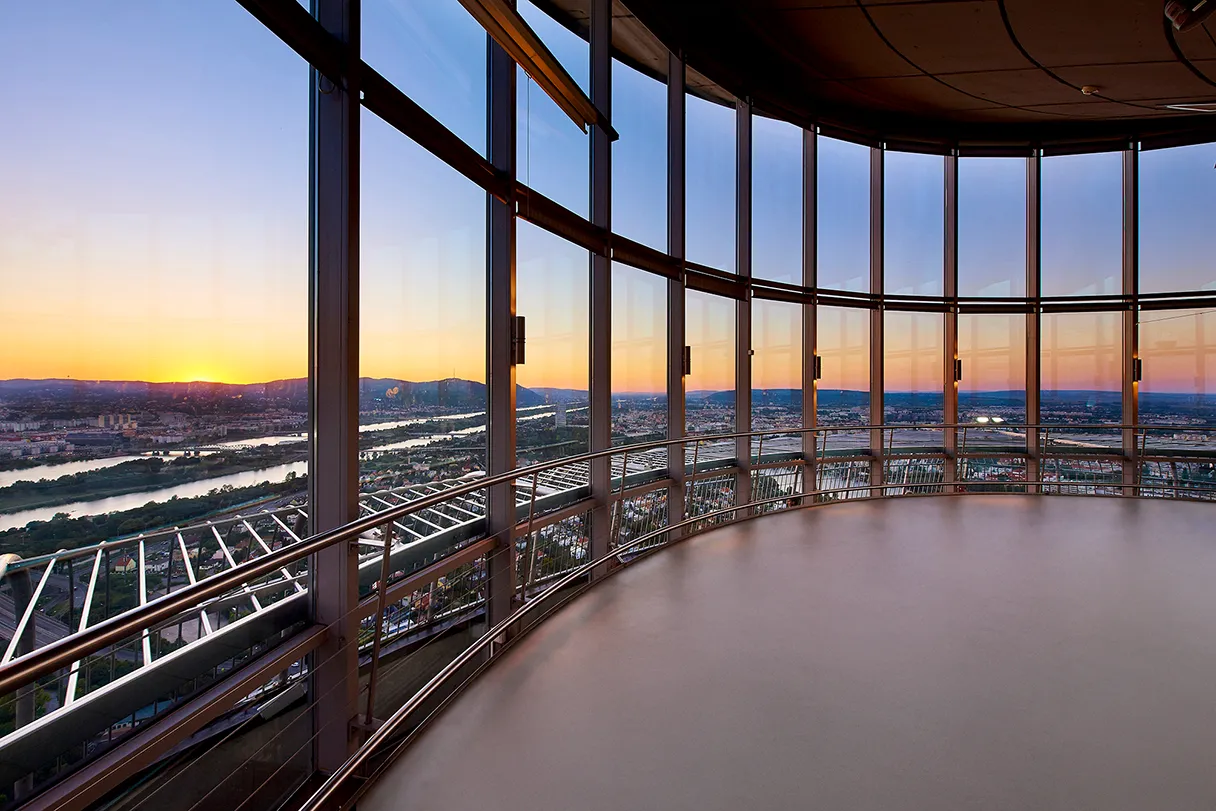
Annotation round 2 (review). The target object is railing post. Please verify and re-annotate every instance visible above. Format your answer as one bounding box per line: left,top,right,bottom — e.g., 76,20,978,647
310,0,361,773
364,522,394,727
521,471,540,600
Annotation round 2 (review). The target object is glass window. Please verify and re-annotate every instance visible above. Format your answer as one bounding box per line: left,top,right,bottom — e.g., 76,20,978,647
360,110,487,488
362,0,486,153
884,312,944,425
752,300,802,430
515,222,589,463
958,158,1025,297
816,306,869,425
884,151,944,296
1139,309,1216,426
959,314,1027,429
685,290,736,435
612,58,666,252
612,263,667,450
1041,152,1122,297
1040,312,1122,424
1140,143,1216,293
0,4,308,543
686,94,737,272
752,115,802,285
817,136,870,292
517,0,589,217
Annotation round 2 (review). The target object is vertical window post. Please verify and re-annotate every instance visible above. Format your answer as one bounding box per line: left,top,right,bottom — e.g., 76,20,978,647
1026,151,1042,491
1122,144,1140,493
310,0,360,772
667,52,687,531
486,30,517,628
589,0,613,566
736,99,753,509
801,128,818,496
944,152,959,490
869,146,885,489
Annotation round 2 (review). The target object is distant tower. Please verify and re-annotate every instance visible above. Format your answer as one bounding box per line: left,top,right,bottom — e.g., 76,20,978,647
555,401,567,428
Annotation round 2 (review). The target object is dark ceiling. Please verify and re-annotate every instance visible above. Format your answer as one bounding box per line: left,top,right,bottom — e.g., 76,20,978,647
545,0,1216,154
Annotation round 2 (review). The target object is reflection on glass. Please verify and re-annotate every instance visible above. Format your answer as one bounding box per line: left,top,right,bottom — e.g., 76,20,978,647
0,3,309,544
516,222,589,462
1041,312,1122,423
752,300,801,430
1140,143,1216,293
517,0,588,217
752,115,802,285
1139,309,1216,425
817,136,869,292
362,0,486,153
958,157,1025,297
612,58,666,251
884,312,944,424
686,290,736,434
686,94,736,271
1041,152,1121,297
884,151,943,296
959,315,1027,432
816,306,869,425
612,263,667,448
361,110,487,487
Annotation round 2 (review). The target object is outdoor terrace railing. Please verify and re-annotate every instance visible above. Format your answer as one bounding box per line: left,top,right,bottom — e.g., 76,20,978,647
0,422,1213,808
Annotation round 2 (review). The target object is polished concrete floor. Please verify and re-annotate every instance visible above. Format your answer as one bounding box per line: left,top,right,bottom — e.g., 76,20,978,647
361,496,1216,811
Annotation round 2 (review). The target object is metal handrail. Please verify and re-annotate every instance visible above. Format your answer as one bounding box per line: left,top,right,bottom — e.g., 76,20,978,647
299,470,1216,810
0,421,1210,698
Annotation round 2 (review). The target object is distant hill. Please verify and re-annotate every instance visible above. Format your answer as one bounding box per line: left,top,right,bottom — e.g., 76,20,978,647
526,388,589,404
0,377,549,411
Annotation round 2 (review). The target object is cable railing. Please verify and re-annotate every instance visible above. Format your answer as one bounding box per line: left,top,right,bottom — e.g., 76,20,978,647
0,422,1213,806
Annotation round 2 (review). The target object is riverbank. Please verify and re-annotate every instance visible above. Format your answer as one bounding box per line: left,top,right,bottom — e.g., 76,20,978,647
0,447,307,514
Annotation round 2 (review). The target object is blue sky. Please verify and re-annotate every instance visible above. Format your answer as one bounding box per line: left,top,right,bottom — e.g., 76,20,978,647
1,0,1212,394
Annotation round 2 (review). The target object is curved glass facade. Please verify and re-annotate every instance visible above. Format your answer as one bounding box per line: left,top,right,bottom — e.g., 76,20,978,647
5,0,1216,562
3,1,1216,798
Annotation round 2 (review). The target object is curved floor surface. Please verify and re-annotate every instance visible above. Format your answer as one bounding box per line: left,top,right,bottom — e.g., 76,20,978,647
362,496,1216,811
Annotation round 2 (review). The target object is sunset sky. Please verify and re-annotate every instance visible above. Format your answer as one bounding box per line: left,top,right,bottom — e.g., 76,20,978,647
1,1,1213,394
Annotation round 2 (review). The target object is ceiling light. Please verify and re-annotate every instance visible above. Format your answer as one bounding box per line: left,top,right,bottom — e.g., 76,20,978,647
1163,102,1216,112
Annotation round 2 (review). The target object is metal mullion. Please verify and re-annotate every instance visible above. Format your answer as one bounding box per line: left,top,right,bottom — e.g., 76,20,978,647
869,146,885,487
1123,145,1140,493
944,152,959,489
667,50,687,534
1026,152,1042,491
589,0,612,572
310,0,361,770
486,31,518,627
802,128,817,497
736,98,753,510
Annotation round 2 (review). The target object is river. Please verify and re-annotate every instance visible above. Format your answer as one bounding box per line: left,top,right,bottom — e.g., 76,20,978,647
0,406,582,531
